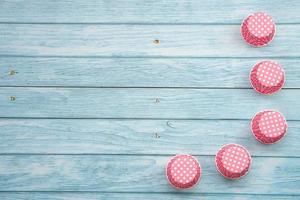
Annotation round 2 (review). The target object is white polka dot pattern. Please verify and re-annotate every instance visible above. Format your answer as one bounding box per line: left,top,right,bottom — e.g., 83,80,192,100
247,12,275,38
166,154,201,189
250,60,285,94
251,110,287,144
215,144,251,179
256,61,284,87
241,12,275,46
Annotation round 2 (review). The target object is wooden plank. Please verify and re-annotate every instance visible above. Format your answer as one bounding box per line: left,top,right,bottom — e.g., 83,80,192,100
1,57,300,88
0,119,298,156
0,87,299,119
1,24,300,57
0,155,299,194
0,0,300,23
0,192,298,200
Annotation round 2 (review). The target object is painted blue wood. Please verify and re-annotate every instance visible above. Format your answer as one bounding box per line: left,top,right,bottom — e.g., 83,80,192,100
0,155,299,194
0,0,300,24
1,57,300,88
0,87,299,119
1,1,300,199
0,119,298,157
1,24,300,57
0,192,298,200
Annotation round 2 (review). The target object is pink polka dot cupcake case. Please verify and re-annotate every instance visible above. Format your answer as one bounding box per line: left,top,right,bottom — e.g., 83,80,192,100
166,154,201,190
251,110,288,144
215,144,251,179
241,12,276,47
250,60,285,95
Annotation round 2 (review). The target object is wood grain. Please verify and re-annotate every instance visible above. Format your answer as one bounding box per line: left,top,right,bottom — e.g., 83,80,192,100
1,24,300,57
0,119,298,156
0,87,299,119
1,57,300,88
0,192,298,200
1,1,300,199
0,0,300,23
0,155,299,194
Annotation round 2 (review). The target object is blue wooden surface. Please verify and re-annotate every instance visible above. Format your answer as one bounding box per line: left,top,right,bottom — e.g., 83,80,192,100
0,1,299,199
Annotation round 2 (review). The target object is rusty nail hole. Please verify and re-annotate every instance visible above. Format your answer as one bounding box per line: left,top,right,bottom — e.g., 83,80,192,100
10,96,16,101
153,39,160,44
8,70,17,76
154,132,160,138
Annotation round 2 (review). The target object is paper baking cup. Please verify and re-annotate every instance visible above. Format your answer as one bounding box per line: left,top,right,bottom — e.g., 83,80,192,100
241,12,276,47
250,60,285,94
166,154,201,190
251,110,287,144
215,144,251,179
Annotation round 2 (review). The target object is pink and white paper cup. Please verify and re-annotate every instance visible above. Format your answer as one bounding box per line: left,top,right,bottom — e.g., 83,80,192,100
250,60,285,94
166,154,201,189
251,110,287,144
215,144,251,179
241,12,276,47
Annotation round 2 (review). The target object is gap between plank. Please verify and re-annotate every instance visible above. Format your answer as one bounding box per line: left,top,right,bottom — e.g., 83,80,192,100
0,117,296,121
0,117,300,121
1,86,300,89
0,22,299,25
0,191,298,196
1,55,300,59
0,153,298,158
1,85,300,89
